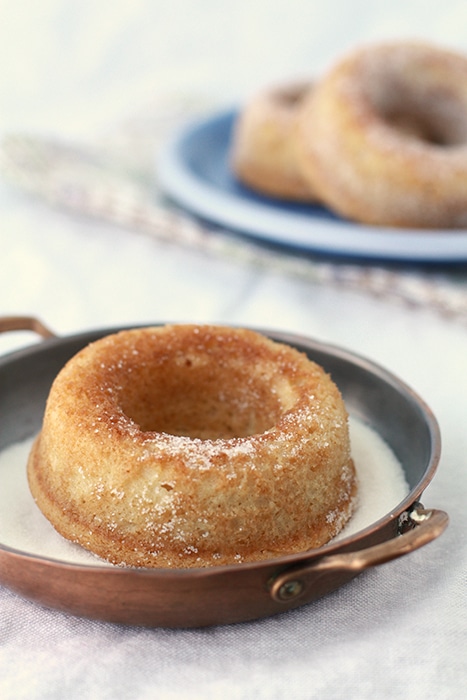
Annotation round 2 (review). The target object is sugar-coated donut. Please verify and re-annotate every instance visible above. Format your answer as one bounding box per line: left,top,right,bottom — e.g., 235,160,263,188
296,41,467,228
231,82,318,201
27,324,357,568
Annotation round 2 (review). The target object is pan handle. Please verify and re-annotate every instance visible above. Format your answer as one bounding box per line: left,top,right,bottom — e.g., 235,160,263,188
0,315,56,339
269,505,449,602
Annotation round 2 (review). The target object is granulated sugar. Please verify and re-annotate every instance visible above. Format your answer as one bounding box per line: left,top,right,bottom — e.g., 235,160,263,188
337,416,409,541
0,416,408,566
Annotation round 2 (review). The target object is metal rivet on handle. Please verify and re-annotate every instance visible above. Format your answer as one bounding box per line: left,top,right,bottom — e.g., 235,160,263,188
277,579,304,601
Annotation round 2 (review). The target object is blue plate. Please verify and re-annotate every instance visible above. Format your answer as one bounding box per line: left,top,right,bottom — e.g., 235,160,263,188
157,109,467,263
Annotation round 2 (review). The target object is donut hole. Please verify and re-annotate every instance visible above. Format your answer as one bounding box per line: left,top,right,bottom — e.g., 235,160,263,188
277,83,307,107
385,109,448,145
383,103,467,146
371,77,467,146
117,357,296,440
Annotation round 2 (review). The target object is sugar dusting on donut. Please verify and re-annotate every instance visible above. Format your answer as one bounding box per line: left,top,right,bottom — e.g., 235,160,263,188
296,41,467,228
0,416,408,567
27,325,358,568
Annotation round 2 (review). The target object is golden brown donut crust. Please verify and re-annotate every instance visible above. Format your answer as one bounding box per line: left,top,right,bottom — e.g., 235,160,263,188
296,41,467,228
231,82,318,201
27,325,357,568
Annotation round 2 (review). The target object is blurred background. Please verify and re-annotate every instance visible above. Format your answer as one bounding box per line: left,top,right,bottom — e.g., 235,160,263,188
2,0,467,348
2,0,467,139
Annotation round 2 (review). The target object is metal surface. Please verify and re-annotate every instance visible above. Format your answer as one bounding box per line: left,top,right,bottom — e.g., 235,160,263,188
269,507,448,603
0,316,448,627
0,315,56,339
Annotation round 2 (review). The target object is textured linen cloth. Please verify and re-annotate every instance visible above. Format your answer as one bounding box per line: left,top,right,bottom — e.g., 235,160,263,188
1,3,467,699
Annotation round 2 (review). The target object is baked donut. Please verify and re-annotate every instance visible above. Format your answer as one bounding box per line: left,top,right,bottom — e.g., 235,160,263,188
27,324,357,568
231,81,318,201
296,41,467,228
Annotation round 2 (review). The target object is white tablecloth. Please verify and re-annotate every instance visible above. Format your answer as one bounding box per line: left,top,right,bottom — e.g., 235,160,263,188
1,3,466,699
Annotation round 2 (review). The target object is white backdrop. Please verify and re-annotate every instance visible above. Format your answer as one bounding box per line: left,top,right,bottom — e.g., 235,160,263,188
2,1,467,136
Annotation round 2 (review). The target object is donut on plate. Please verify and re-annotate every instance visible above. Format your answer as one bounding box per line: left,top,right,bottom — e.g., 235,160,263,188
296,41,467,228
231,81,318,201
27,324,357,568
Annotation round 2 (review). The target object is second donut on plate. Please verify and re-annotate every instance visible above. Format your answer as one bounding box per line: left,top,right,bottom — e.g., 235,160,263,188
230,81,318,202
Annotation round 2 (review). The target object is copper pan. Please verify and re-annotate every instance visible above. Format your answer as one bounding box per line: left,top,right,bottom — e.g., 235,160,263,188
0,316,448,628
